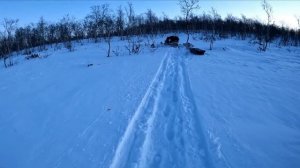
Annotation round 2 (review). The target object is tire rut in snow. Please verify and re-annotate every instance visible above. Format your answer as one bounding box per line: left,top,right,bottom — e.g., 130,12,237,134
109,48,213,168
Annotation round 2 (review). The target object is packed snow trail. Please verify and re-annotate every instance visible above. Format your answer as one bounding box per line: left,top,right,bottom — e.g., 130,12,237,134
110,48,214,168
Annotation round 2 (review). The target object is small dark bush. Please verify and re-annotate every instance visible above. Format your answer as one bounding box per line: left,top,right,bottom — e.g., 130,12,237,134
26,53,40,60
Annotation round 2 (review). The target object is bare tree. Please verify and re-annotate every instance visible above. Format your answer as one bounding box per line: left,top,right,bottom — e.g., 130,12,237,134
116,6,125,38
145,9,158,47
36,17,47,51
296,15,300,30
0,31,5,59
59,15,76,51
208,7,220,50
102,5,115,57
179,0,200,43
261,0,273,51
241,14,250,40
125,2,135,32
85,5,108,42
294,15,300,46
2,18,18,68
72,20,85,42
124,3,141,55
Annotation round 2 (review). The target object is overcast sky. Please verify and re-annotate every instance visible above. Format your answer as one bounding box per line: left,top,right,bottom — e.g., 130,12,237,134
0,0,299,29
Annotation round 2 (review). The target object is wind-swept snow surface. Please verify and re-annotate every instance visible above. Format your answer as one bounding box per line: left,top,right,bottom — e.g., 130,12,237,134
0,37,300,168
0,41,164,168
187,39,300,168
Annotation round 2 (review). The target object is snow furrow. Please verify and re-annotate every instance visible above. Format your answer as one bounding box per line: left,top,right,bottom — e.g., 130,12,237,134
110,48,213,168
178,53,214,168
109,50,171,168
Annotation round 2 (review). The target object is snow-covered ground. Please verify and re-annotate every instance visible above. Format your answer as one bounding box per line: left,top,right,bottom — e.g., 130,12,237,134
0,35,300,168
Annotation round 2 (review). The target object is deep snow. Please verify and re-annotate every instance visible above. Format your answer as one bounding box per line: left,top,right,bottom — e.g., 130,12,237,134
0,35,300,168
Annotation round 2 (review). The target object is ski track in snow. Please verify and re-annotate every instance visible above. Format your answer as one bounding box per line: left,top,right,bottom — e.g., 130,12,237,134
109,48,214,168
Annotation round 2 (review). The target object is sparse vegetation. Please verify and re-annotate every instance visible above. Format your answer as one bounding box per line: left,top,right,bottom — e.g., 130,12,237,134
1,18,19,67
1,0,300,67
179,0,200,44
260,0,273,51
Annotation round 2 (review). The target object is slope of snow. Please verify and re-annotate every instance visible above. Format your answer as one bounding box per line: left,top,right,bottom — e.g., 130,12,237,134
0,36,300,168
0,39,165,168
187,38,300,168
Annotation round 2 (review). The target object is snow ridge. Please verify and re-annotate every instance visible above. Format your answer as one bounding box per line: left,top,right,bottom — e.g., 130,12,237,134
109,48,214,168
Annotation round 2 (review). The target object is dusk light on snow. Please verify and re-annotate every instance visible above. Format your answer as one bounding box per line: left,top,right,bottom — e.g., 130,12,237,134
0,0,299,168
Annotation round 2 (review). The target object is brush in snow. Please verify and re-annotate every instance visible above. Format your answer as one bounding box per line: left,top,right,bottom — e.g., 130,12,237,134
25,53,40,60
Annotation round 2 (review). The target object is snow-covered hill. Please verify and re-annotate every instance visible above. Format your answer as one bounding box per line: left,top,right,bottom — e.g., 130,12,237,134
1,36,300,168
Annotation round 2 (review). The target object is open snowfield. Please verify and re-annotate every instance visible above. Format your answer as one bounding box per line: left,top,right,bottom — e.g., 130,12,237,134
1,35,300,168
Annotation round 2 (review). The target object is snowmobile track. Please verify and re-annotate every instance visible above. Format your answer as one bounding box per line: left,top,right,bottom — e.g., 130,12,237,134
109,48,214,168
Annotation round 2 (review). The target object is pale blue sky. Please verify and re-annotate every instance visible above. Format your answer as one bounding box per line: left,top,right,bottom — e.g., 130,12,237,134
0,0,299,29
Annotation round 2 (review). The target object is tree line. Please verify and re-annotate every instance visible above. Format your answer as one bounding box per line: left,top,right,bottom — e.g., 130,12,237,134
1,1,300,67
